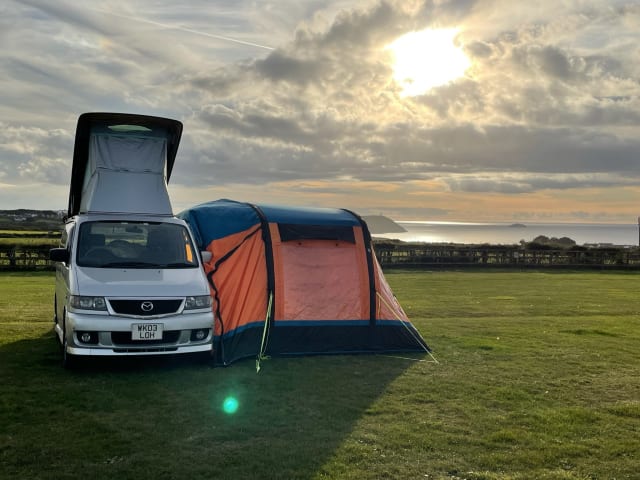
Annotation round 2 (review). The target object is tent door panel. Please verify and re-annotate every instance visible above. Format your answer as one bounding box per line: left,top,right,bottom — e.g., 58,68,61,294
277,239,368,321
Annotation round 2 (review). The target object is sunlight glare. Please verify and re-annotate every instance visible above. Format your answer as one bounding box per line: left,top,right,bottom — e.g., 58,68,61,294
387,28,471,96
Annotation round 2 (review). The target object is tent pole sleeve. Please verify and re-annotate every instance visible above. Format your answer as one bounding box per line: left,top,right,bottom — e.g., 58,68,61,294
342,209,377,325
247,203,276,324
256,291,274,373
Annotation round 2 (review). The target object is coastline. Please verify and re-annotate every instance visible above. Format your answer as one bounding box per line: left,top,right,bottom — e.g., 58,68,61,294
379,221,639,247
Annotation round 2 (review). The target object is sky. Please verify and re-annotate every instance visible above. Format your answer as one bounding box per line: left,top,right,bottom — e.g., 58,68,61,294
1,0,639,223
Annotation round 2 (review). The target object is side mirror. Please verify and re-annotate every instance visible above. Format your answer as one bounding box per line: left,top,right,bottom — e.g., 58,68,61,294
49,248,70,263
200,251,212,263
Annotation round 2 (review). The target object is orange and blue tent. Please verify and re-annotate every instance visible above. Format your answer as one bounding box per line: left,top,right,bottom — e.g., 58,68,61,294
179,199,429,365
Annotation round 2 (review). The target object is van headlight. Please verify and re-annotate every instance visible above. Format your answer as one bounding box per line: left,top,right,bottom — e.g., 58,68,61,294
69,295,107,311
184,295,212,310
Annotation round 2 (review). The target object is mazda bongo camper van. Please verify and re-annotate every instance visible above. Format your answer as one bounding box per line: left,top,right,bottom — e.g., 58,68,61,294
49,113,214,367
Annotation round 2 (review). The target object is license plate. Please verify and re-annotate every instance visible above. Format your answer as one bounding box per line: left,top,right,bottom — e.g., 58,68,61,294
132,323,163,340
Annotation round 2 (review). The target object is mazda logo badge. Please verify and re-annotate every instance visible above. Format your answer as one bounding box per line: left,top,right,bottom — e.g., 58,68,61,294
141,301,154,312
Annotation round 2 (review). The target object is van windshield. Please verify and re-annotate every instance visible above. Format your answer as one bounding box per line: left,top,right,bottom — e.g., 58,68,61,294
76,221,198,269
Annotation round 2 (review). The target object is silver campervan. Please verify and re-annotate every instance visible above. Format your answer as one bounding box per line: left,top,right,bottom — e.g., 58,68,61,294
49,113,214,367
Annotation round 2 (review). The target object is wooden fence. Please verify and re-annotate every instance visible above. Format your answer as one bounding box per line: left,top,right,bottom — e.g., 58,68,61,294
2,243,640,271
374,243,640,269
0,246,52,270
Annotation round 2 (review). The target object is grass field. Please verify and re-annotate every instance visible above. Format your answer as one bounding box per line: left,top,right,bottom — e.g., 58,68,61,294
1,271,638,479
0,239,58,247
0,230,58,247
0,230,55,235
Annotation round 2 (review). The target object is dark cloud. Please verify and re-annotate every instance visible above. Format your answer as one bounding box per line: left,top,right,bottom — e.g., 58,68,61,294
254,51,326,86
465,41,493,59
443,176,533,193
175,111,640,188
529,45,573,79
442,171,640,194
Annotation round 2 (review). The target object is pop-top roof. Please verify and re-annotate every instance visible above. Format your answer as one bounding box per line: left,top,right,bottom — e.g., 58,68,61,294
67,112,183,217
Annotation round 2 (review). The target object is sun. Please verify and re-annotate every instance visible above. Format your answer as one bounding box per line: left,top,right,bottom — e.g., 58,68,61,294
386,28,471,96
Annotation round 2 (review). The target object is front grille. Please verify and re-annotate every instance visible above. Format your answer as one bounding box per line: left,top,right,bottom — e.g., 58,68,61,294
111,330,181,345
108,299,183,316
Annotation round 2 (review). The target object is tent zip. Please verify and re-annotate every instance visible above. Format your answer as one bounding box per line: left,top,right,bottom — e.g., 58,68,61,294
247,203,277,365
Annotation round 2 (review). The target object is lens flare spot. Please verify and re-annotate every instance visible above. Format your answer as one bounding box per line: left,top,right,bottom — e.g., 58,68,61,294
222,396,239,414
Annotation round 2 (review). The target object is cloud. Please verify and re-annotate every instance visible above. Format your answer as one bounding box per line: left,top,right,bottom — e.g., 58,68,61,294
0,123,72,184
169,0,640,194
1,0,639,221
441,172,640,194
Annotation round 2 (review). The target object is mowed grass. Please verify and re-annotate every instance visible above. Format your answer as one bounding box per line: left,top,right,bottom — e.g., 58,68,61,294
1,271,639,480
0,238,58,247
0,230,56,235
0,231,58,247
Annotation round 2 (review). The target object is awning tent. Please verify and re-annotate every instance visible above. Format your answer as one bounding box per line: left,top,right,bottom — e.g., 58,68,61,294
179,199,429,365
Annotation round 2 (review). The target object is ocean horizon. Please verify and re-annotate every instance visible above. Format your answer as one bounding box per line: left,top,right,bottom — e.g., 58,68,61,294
376,221,639,247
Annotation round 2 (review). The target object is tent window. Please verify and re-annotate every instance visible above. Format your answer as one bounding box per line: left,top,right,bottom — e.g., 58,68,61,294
278,224,355,243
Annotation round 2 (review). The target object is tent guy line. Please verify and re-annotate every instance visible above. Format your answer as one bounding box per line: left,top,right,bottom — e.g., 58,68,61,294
377,291,438,364
376,355,432,363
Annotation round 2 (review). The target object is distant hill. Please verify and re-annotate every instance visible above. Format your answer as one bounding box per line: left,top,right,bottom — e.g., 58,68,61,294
362,215,407,234
1,209,406,235
0,209,65,231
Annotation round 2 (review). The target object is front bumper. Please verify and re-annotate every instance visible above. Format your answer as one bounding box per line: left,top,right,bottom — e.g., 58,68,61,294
64,309,214,356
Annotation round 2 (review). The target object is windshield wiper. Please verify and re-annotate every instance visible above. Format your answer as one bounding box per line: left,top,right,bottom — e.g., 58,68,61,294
157,262,197,268
99,261,197,268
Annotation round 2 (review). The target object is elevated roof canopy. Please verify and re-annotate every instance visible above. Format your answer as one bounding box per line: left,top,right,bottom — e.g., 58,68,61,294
67,112,183,217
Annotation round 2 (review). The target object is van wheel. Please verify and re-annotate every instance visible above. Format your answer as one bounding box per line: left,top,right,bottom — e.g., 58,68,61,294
53,295,58,324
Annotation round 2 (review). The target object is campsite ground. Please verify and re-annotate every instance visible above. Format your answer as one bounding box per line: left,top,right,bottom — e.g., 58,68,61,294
0,271,638,479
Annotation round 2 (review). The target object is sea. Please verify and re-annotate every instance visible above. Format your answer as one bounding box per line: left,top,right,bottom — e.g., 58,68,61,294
377,221,639,247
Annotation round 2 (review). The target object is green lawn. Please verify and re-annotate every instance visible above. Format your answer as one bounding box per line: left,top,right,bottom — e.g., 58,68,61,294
0,236,58,247
1,271,638,479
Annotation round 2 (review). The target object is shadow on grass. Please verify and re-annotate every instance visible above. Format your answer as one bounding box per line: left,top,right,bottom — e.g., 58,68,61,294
559,328,621,337
0,330,421,480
